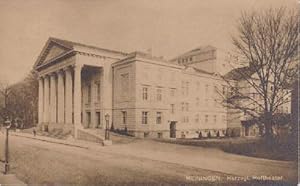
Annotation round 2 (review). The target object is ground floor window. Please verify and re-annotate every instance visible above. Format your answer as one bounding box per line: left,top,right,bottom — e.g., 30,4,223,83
156,112,162,124
157,132,163,138
122,111,127,124
86,112,91,127
144,132,149,138
96,112,101,128
142,112,148,124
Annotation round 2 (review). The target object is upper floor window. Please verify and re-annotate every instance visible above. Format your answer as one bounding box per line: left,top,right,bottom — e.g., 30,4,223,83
213,115,217,123
205,115,209,123
170,88,176,97
95,81,100,102
87,84,92,103
156,112,162,124
142,87,148,100
186,82,189,96
142,112,148,124
170,104,175,114
181,102,185,111
185,103,189,111
121,73,129,99
157,88,162,101
222,86,226,95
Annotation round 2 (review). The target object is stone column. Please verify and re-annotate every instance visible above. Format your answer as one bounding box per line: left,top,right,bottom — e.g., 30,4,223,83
73,64,83,126
49,73,57,123
43,75,50,123
65,67,73,124
102,63,112,128
38,77,44,124
57,70,65,123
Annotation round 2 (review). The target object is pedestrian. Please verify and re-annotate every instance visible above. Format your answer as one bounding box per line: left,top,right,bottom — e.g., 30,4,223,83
33,127,36,137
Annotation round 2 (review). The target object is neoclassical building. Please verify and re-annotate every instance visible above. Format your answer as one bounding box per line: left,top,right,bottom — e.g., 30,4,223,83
34,37,231,139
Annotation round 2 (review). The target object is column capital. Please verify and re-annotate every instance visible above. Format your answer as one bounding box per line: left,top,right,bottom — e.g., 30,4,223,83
73,63,83,70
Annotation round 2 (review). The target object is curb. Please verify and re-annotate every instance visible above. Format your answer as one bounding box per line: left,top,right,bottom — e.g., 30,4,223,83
10,132,89,149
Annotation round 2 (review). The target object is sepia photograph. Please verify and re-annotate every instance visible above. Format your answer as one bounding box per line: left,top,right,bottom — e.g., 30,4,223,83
0,0,299,185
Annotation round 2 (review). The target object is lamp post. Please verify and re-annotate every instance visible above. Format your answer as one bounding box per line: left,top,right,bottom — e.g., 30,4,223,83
105,114,110,140
3,117,11,174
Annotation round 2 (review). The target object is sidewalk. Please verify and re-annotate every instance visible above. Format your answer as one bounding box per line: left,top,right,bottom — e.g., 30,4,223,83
10,132,92,149
0,173,26,185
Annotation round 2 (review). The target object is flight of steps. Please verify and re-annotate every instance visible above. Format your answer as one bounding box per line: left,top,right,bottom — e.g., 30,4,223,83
76,128,105,143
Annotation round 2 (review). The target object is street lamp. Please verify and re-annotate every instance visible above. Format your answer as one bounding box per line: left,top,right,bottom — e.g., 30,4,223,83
105,114,110,140
3,117,11,174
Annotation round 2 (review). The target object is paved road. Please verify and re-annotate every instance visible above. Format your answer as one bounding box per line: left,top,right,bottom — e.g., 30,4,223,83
0,133,297,185
105,140,297,182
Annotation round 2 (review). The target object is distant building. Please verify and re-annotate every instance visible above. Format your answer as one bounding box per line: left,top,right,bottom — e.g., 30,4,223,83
225,66,292,137
33,38,230,139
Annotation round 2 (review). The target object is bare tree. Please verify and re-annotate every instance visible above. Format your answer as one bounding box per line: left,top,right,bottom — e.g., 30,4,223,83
0,79,12,120
223,7,299,141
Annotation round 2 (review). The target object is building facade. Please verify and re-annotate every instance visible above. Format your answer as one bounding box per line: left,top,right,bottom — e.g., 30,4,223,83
36,37,277,139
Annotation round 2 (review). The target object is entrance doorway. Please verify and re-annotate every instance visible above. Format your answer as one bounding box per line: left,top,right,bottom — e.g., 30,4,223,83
170,121,176,138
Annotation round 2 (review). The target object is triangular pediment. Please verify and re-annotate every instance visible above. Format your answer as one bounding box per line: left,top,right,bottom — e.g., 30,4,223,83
34,38,73,69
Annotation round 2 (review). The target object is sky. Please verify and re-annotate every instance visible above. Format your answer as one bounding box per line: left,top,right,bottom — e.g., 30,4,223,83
0,0,297,84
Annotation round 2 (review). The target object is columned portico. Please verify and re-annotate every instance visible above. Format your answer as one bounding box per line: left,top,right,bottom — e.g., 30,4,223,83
57,70,65,123
38,78,44,124
43,75,50,123
35,37,126,139
64,67,73,124
49,73,57,123
73,64,82,127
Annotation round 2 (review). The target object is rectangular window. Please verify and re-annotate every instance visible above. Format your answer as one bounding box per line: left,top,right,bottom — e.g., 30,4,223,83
196,97,200,106
185,103,189,111
157,88,162,101
122,111,127,124
222,86,226,95
142,87,148,100
170,88,175,96
181,81,185,95
95,81,101,102
181,102,185,111
222,115,226,123
186,82,189,96
157,132,163,138
144,132,149,138
205,115,209,123
142,112,148,124
121,73,129,99
171,104,175,114
96,112,101,128
156,112,162,124
213,115,217,123
205,84,209,95
87,84,92,103
86,112,91,126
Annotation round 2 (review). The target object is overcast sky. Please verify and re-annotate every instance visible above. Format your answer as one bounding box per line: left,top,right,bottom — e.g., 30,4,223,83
0,0,297,84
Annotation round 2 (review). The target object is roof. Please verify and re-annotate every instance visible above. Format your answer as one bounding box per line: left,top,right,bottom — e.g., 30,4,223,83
224,66,256,80
50,37,128,56
170,45,217,62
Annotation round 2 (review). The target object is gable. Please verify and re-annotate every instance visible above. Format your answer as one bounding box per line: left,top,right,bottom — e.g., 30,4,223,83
43,44,68,62
34,39,73,69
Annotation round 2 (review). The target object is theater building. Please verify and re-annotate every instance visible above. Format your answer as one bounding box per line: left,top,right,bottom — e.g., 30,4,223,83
34,37,230,139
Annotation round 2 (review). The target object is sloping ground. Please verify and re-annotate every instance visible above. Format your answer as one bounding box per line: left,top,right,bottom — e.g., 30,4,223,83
20,128,71,140
154,137,297,161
